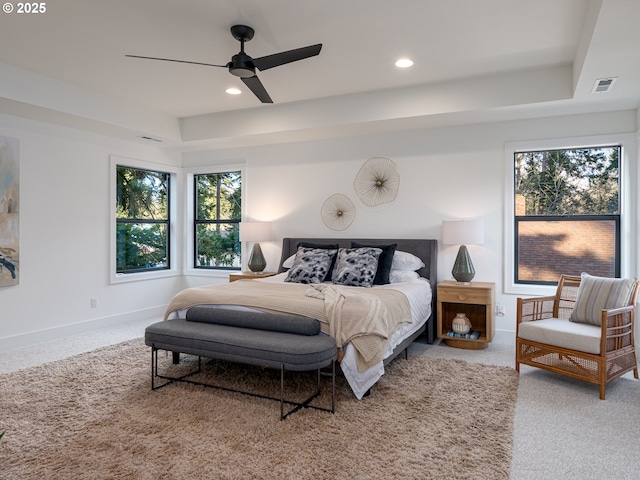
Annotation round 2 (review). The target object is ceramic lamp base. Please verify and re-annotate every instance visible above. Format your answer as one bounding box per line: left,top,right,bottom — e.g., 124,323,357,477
452,244,475,283
247,242,266,273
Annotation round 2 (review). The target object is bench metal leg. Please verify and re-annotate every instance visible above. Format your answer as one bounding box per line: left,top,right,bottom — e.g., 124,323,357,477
279,360,335,420
150,346,336,420
151,347,201,390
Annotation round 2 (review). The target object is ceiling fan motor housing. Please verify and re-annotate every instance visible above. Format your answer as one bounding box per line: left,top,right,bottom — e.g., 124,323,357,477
228,53,256,78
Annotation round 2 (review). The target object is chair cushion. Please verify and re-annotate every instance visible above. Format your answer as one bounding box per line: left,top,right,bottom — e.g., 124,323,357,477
518,317,601,354
569,273,637,326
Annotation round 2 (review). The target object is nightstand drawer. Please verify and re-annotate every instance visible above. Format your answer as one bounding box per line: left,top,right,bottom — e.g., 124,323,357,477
438,287,490,304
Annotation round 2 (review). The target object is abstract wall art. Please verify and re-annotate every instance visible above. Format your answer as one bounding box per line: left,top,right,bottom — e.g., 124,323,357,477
0,136,19,287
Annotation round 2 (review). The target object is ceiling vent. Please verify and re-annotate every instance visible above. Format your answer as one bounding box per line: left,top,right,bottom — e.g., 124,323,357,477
592,77,617,93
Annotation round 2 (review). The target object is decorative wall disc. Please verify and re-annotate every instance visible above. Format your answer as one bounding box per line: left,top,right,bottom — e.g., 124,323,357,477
354,157,400,206
321,194,356,231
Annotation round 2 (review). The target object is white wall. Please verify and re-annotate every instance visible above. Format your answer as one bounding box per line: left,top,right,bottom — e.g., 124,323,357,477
0,108,636,350
183,109,638,343
0,114,183,350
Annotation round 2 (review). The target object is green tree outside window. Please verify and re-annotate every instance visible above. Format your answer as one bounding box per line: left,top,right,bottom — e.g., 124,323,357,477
194,172,241,269
116,166,170,273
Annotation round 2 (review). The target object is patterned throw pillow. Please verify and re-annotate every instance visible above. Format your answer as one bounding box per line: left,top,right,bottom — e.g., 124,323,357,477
296,242,339,280
332,247,383,288
569,272,637,326
284,247,338,284
351,242,397,285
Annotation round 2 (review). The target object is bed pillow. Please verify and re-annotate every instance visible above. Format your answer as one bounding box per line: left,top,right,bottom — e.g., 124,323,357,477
569,272,637,326
282,253,296,269
391,250,425,271
332,247,382,287
390,270,421,284
284,247,337,284
296,241,339,250
351,242,397,285
296,242,339,280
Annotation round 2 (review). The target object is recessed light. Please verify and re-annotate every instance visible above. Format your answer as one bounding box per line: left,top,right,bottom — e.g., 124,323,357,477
226,87,242,95
395,58,414,68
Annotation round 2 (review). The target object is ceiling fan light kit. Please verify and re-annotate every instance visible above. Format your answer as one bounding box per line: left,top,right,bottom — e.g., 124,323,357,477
126,25,322,104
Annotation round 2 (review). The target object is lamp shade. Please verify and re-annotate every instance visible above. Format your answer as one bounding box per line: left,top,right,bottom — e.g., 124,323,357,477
239,222,272,242
441,220,484,246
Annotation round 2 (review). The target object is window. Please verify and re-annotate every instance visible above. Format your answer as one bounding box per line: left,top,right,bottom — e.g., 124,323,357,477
513,145,621,285
194,171,241,270
116,165,171,273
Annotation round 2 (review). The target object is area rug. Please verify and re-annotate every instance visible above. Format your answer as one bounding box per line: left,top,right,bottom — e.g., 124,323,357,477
0,338,518,479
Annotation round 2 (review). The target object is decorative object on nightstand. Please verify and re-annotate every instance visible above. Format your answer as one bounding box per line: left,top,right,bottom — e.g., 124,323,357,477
321,194,356,231
353,157,400,206
441,219,484,284
451,313,472,334
239,222,272,273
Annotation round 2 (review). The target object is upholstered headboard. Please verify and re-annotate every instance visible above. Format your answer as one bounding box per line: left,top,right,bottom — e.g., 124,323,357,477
278,238,436,280
277,238,438,343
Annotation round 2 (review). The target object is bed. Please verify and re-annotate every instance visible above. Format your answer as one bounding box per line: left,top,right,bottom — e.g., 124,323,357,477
165,237,437,399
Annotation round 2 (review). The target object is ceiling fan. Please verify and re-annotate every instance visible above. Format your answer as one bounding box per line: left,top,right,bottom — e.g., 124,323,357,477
126,25,322,104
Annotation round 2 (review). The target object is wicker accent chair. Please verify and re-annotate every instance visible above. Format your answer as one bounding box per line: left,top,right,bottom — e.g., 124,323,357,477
516,274,639,399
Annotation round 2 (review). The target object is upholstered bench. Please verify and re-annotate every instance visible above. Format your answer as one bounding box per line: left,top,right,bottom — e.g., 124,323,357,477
144,307,338,419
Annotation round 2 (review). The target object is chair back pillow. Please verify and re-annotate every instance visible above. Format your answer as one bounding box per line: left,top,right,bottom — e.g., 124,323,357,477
569,273,637,326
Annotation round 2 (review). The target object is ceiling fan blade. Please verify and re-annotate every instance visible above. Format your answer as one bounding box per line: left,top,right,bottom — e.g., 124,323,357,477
125,55,227,68
242,75,273,103
252,44,322,71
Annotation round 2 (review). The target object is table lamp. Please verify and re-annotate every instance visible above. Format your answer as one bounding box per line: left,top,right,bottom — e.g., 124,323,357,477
441,219,484,284
239,222,272,273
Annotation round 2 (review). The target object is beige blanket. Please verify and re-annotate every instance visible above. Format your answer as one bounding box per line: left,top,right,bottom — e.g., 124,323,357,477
164,280,412,371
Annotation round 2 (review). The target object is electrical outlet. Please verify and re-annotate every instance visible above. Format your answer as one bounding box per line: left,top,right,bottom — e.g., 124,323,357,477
90,297,98,308
496,303,505,316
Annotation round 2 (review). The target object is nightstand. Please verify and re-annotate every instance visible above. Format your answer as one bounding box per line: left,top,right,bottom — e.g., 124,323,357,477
437,281,495,349
229,271,277,282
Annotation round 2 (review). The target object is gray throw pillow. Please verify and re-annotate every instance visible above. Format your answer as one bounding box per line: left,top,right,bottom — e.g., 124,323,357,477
332,247,383,288
569,272,637,326
284,247,337,284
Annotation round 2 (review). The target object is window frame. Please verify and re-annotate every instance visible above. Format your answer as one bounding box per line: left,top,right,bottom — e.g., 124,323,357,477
504,134,635,296
193,171,242,271
110,156,180,284
184,163,245,278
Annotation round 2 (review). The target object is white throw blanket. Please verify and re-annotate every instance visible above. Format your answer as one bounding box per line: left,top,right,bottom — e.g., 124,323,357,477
305,284,402,371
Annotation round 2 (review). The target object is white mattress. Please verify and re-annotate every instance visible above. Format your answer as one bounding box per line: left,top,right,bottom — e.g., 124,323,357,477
169,273,433,399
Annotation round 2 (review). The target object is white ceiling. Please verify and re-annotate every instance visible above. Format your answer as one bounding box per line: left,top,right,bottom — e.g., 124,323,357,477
1,0,639,150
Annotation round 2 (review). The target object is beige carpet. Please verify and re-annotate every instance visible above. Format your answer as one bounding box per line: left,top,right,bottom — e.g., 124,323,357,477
1,338,518,479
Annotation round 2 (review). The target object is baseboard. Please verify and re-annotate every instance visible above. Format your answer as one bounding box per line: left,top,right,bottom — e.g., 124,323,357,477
0,305,166,352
